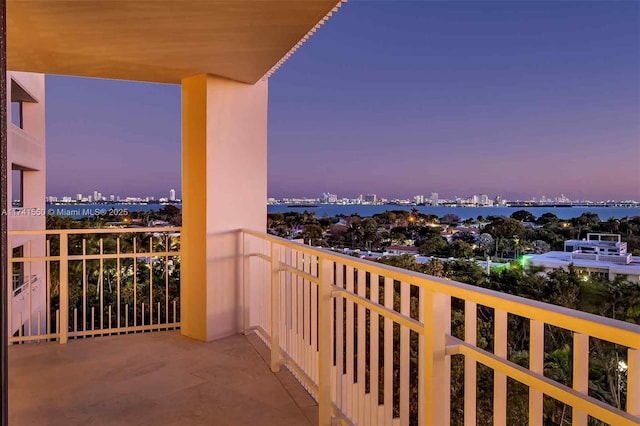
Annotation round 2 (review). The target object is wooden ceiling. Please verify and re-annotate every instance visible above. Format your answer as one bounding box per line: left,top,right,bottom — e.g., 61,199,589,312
7,1,344,84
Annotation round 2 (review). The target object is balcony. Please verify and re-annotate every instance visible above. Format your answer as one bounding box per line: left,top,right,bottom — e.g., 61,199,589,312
8,125,45,169
10,332,319,426
8,228,640,425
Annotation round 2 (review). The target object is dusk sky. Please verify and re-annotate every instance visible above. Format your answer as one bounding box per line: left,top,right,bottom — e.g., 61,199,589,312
45,1,640,201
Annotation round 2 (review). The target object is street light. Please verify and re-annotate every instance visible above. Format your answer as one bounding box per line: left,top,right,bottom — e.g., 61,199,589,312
408,215,416,243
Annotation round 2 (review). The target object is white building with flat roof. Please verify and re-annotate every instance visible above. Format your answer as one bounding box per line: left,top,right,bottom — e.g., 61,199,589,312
524,233,640,282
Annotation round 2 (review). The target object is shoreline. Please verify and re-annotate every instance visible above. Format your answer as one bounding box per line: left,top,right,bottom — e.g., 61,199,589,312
43,202,640,221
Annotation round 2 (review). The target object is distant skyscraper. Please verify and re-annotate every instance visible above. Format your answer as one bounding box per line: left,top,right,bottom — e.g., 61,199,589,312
321,192,338,203
169,189,176,201
430,192,439,206
110,194,115,202
364,194,377,203
93,190,99,202
76,193,82,201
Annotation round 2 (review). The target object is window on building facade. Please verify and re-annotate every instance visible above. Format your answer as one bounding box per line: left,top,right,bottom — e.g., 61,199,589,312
12,167,23,208
11,101,23,128
12,246,24,293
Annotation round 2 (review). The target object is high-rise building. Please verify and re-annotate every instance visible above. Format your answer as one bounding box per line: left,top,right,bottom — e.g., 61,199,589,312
6,71,47,339
76,193,82,201
414,195,424,205
364,194,377,203
430,192,439,206
169,189,176,201
321,192,337,203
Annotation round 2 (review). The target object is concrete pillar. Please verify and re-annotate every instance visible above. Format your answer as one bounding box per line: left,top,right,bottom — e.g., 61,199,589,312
181,74,267,342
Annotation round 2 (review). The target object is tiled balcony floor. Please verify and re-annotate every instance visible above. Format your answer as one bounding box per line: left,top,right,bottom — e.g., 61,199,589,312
9,331,318,426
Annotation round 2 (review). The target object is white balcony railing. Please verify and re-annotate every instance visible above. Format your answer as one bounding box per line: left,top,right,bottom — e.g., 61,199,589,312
7,227,640,425
242,230,640,426
12,274,38,297
8,227,181,343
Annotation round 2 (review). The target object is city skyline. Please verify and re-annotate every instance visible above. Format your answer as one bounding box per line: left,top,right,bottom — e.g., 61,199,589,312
43,187,638,204
45,188,181,202
44,1,639,200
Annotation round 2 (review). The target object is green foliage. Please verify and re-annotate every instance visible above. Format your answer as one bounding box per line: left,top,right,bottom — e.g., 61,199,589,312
537,212,560,225
484,217,526,240
301,224,324,245
440,213,461,226
377,254,419,271
511,209,536,222
374,252,638,425
417,236,447,256
447,239,474,259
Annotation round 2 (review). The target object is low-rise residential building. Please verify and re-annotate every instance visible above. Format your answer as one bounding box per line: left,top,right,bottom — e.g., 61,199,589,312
384,245,419,255
524,233,640,282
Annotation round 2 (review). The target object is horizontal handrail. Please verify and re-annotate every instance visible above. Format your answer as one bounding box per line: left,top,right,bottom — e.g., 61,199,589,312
12,252,181,263
280,264,319,284
248,253,271,263
331,287,423,334
451,336,639,426
8,227,181,235
242,229,640,349
68,322,181,338
12,274,38,297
